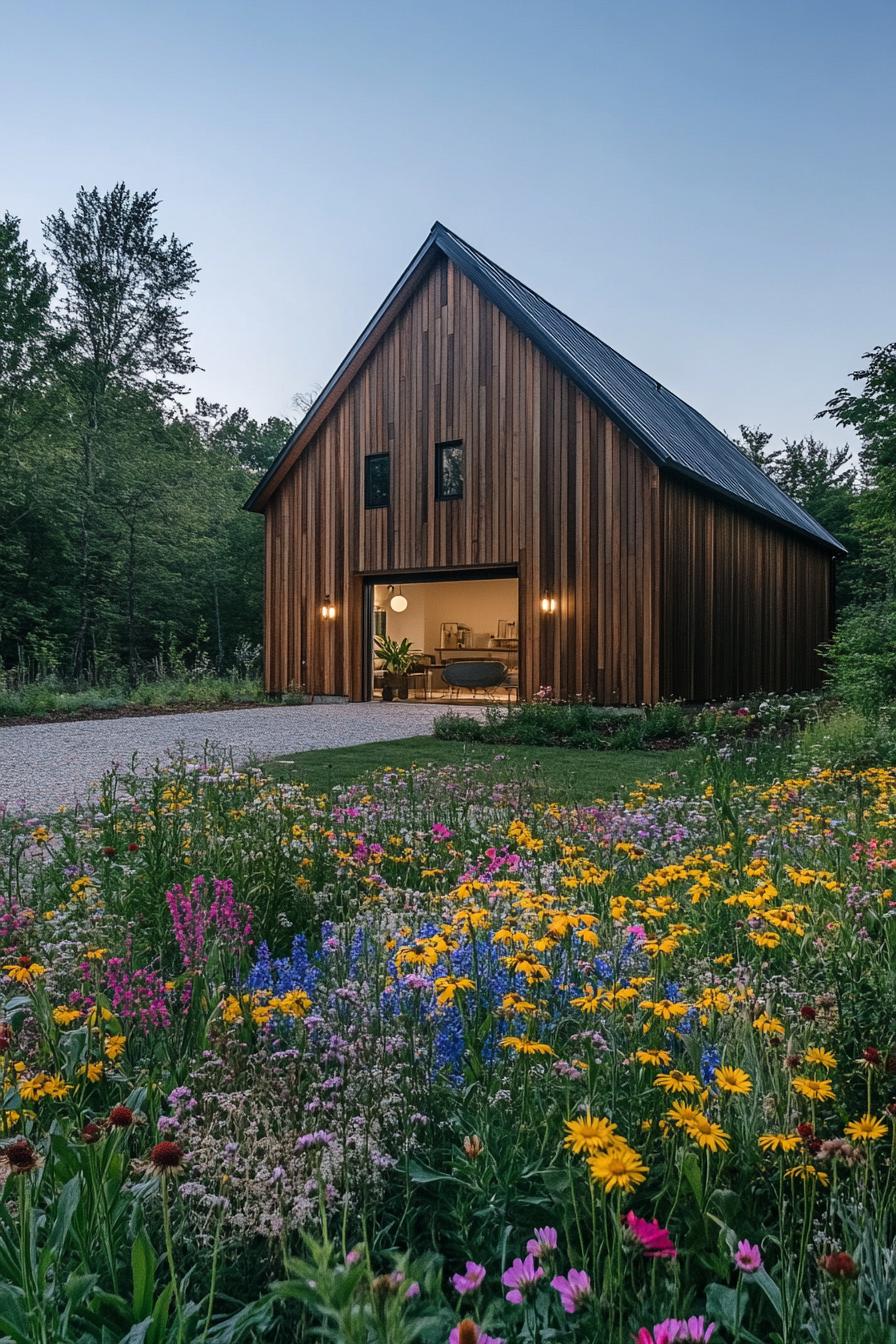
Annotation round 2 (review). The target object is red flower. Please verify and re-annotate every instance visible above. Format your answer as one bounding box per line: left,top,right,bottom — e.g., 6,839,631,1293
819,1252,859,1280
107,1105,135,1128
0,1138,42,1175
81,1122,103,1144
127,843,139,852
800,1004,817,1021
102,846,117,857
147,1141,185,1174
863,1047,882,1067
797,1122,815,1139
0,1023,13,1051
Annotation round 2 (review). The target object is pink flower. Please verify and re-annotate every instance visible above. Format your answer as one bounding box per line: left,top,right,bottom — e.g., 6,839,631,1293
636,1324,680,1344
550,1267,591,1313
625,924,647,941
449,1328,504,1344
636,1320,716,1344
501,1254,543,1304
451,1262,486,1295
675,1319,717,1342
733,1239,762,1273
431,823,454,840
622,1210,677,1259
526,1226,558,1258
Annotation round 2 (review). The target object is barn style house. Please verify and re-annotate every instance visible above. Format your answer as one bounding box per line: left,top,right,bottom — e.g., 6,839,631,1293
246,223,844,704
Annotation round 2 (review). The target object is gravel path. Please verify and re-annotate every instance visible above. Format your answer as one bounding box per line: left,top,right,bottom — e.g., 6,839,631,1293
0,702,475,815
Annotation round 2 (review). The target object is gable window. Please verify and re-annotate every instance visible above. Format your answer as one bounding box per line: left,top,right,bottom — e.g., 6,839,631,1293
436,440,464,500
364,453,390,509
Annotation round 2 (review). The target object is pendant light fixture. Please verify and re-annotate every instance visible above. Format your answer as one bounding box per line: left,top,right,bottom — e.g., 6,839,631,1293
389,585,408,613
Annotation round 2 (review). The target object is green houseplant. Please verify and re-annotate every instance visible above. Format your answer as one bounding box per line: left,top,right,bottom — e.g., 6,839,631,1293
374,635,417,701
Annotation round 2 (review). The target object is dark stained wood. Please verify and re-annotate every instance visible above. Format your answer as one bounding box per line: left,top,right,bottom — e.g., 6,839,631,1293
259,254,832,704
660,477,832,700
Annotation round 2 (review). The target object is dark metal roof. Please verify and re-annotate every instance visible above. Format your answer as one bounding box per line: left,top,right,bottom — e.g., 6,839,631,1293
247,221,844,555
431,223,844,554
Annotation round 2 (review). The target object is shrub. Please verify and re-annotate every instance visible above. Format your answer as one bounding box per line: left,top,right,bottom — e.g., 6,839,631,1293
794,709,896,771
824,599,896,712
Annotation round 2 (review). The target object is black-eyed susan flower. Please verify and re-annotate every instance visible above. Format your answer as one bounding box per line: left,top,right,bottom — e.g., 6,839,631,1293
587,1145,648,1194
563,1113,618,1155
682,1114,730,1152
758,1132,802,1152
793,1076,836,1103
753,1012,785,1036
843,1113,887,1143
785,1161,829,1185
499,1036,554,1057
654,1069,701,1096
714,1066,752,1095
804,1047,837,1070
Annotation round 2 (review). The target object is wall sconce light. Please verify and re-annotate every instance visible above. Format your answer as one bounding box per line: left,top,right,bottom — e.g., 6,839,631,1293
389,585,408,613
540,591,557,614
321,596,336,620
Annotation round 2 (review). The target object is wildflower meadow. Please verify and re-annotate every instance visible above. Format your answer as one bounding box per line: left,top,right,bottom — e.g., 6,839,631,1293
1,718,895,1343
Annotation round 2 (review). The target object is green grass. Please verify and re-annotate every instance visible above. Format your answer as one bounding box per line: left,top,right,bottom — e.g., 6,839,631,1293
266,735,692,802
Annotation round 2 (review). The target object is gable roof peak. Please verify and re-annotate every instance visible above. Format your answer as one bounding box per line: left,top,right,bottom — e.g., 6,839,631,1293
246,224,845,555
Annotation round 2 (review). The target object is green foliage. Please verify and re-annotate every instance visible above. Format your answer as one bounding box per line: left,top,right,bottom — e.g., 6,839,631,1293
0,192,294,685
434,697,812,752
374,636,418,674
795,710,896,772
823,599,896,712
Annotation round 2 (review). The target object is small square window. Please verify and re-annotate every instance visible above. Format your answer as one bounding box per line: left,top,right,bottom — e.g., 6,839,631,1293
365,454,389,509
436,441,464,500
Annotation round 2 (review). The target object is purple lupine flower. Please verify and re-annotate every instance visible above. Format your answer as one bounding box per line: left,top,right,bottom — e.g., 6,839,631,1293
551,1267,591,1313
451,1261,486,1294
501,1254,543,1304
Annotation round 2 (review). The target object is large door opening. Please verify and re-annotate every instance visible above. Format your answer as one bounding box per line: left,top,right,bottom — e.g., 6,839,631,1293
363,570,519,703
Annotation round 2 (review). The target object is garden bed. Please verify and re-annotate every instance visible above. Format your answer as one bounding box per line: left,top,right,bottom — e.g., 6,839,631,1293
0,734,893,1342
0,698,281,727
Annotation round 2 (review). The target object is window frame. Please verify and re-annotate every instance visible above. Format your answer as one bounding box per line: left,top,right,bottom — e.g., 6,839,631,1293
435,439,464,501
364,453,390,510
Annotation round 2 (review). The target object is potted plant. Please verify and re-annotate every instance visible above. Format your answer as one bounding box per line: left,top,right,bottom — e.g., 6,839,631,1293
374,635,416,701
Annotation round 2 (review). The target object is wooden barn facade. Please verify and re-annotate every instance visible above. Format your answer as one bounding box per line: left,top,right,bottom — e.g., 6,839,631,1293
246,224,844,704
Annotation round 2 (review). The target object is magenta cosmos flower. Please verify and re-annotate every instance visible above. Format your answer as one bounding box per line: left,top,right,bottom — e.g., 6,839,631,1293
622,1211,677,1259
501,1254,543,1304
550,1267,591,1313
733,1239,763,1273
451,1262,486,1295
525,1226,558,1258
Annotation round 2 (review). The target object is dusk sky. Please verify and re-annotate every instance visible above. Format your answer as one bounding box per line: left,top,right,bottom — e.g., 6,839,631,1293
4,0,894,448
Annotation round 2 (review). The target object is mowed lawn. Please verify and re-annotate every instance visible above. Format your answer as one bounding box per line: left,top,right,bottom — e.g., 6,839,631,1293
266,735,691,802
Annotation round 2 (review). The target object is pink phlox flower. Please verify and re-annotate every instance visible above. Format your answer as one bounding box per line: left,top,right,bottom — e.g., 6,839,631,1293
733,1239,762,1274
550,1267,591,1313
622,1210,677,1259
451,1261,486,1295
501,1254,543,1304
431,823,454,840
526,1225,558,1258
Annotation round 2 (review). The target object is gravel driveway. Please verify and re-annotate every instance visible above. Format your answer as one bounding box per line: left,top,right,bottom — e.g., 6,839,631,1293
0,702,472,815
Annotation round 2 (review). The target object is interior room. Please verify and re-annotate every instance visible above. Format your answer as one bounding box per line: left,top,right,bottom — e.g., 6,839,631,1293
371,576,519,702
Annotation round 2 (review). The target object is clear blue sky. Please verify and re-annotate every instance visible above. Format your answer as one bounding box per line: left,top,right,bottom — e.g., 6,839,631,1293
3,0,894,447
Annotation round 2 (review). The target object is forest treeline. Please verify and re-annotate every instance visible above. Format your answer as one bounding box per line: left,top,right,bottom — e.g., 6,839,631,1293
0,185,294,686
1,182,895,703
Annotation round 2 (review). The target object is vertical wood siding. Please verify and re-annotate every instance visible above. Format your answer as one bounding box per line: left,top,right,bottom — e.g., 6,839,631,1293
660,477,832,699
262,254,832,703
262,255,661,703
